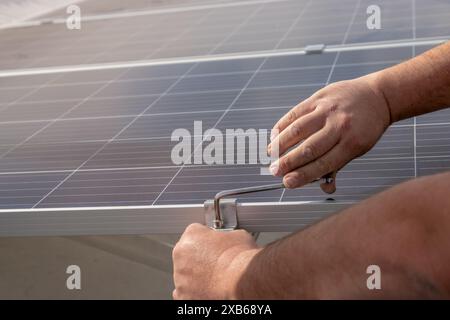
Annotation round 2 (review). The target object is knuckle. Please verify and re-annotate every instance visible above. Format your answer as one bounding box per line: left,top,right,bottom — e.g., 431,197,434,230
324,104,338,117
284,174,298,188
185,223,201,233
308,103,318,113
316,157,333,174
290,121,302,137
233,229,251,241
302,144,316,161
294,170,307,184
316,99,334,111
314,88,328,100
315,102,326,112
172,238,192,260
172,243,183,260
279,156,292,173
287,109,298,123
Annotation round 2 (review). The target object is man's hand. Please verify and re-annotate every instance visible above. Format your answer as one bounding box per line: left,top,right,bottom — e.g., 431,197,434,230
172,223,260,300
268,76,391,193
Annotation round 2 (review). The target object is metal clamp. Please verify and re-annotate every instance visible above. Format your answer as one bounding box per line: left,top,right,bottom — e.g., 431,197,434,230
204,198,238,231
205,175,334,230
204,183,286,230
213,183,285,229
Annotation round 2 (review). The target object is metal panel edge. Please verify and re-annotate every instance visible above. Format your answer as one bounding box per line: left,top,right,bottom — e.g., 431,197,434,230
0,201,355,237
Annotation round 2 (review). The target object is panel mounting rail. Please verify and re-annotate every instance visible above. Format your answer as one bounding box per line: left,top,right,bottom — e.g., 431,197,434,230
0,200,354,237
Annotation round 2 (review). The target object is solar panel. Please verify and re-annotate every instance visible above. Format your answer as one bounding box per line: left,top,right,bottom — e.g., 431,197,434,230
1,0,448,70
0,0,449,237
0,45,448,209
42,0,244,18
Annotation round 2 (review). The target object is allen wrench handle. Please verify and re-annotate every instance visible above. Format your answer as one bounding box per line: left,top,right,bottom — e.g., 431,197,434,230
212,175,334,230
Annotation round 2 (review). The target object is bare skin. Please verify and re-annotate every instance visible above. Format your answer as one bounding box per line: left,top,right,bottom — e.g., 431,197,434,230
172,42,450,299
173,172,450,299
268,41,450,192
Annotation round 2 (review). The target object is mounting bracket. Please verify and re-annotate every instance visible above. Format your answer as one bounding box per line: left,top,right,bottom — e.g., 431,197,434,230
204,199,238,231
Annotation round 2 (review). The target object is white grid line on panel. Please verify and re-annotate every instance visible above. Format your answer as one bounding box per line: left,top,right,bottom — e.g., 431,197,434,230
0,37,446,79
0,21,120,115
153,0,313,205
0,13,157,120
0,0,446,212
0,59,405,92
30,8,223,208
1,0,289,30
0,117,445,152
325,0,361,85
280,0,362,202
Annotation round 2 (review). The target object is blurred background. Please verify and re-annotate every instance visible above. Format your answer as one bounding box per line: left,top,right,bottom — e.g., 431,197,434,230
0,0,80,27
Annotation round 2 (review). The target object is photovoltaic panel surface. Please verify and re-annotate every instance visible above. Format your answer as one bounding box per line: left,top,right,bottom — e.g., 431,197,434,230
1,0,450,302
41,0,245,18
0,44,449,210
0,0,448,70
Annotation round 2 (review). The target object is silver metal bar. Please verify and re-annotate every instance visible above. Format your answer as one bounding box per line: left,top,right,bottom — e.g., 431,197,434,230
212,176,334,229
0,37,446,78
213,183,285,229
0,200,355,237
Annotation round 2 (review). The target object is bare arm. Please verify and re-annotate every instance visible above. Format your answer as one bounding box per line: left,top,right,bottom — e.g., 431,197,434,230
372,41,450,122
232,172,450,299
172,43,450,300
268,42,450,192
172,172,450,299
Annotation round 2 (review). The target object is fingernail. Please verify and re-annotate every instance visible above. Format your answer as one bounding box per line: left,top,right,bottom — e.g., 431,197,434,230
269,162,280,176
267,144,272,156
284,176,298,188
270,131,278,142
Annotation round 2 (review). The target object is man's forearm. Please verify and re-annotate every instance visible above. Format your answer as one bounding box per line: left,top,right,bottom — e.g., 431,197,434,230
232,172,450,299
367,41,450,123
